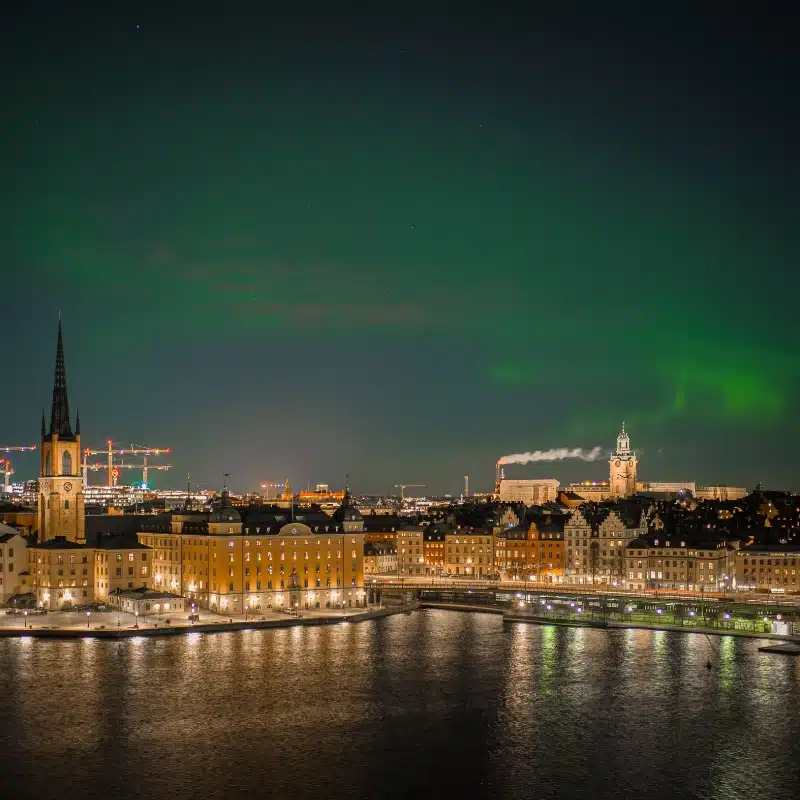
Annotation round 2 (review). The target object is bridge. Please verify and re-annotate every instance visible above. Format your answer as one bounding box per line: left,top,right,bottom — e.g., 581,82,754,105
367,574,800,609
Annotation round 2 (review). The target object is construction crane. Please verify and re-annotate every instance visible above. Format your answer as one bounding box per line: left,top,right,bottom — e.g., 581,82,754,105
0,445,37,492
394,484,427,501
114,461,173,488
82,442,171,486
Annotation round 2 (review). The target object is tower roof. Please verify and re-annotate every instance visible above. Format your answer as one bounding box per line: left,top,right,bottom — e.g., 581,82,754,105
48,319,74,440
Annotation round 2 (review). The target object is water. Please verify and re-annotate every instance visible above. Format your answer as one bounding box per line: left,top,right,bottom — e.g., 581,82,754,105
1,610,798,800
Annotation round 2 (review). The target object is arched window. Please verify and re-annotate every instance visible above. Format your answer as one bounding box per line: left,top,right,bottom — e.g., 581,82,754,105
45,452,52,477
61,451,72,476
64,500,70,510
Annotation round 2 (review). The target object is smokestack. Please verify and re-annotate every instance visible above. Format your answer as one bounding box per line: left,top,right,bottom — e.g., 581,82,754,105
464,475,469,497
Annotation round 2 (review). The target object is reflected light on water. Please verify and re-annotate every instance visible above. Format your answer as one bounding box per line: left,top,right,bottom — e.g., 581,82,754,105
0,611,798,800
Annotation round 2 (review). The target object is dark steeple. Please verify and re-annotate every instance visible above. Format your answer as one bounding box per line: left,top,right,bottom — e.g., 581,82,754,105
75,409,81,436
41,409,46,439
49,319,74,440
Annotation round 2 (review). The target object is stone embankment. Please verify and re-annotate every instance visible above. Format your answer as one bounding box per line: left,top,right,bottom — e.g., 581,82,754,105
0,604,417,640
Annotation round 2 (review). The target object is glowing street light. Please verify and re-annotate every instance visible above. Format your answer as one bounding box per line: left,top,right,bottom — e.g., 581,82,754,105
135,610,140,629
23,609,28,628
86,610,91,628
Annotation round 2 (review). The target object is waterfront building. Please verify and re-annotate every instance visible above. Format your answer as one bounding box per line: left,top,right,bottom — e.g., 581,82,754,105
423,528,445,575
364,542,397,575
397,526,425,576
37,321,85,544
27,536,94,610
609,422,638,499
138,488,367,612
563,508,647,585
93,538,153,602
0,525,29,603
444,529,495,577
113,588,185,617
734,544,800,592
496,521,565,582
624,536,732,593
498,479,560,505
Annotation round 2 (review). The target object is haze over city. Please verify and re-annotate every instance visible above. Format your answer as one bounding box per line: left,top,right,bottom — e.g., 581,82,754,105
2,4,797,494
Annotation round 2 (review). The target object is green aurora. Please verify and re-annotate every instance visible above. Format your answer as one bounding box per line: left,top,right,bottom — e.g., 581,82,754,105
1,6,797,491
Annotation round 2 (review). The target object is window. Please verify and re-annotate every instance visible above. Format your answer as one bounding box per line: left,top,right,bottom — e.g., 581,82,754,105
62,451,72,475
128,553,134,562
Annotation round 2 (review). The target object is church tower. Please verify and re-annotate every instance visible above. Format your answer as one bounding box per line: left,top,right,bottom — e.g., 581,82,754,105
609,422,638,499
37,320,85,543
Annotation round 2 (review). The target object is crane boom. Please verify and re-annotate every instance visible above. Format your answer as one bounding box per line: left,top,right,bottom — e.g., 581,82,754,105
394,484,427,501
83,442,171,486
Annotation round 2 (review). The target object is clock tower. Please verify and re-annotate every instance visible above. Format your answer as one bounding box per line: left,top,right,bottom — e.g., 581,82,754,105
609,422,638,499
38,320,85,543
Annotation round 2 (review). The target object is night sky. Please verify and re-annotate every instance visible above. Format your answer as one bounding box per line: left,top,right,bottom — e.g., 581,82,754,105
2,3,798,494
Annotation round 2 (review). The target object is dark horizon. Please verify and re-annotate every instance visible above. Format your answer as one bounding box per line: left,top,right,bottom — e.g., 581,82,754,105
2,3,798,494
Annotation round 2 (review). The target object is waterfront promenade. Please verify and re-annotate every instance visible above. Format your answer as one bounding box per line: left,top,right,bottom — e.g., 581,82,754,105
0,603,415,639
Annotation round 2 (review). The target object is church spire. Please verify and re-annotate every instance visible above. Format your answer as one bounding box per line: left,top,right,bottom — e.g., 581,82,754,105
75,409,81,436
49,318,74,439
41,409,46,439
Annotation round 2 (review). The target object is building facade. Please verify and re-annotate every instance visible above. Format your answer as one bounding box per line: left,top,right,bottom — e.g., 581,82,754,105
498,480,560,505
364,542,397,575
563,508,647,586
0,526,29,603
735,545,800,593
27,537,95,610
423,529,445,575
138,491,367,613
444,530,495,577
625,537,732,593
94,540,153,602
497,522,565,583
397,526,424,576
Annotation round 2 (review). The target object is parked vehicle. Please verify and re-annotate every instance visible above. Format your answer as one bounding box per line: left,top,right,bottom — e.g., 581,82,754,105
187,613,200,622
5,608,18,615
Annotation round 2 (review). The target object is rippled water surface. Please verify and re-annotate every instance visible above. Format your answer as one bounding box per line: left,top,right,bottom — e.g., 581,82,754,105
2,610,799,799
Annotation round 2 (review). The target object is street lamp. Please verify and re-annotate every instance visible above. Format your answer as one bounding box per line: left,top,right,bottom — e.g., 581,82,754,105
86,610,91,628
23,609,28,628
135,610,140,629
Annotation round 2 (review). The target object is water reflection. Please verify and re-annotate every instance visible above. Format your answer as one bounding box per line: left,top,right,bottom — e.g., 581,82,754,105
0,612,797,800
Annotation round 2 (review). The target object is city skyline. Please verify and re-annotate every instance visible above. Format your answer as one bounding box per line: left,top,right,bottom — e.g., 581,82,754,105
2,5,798,493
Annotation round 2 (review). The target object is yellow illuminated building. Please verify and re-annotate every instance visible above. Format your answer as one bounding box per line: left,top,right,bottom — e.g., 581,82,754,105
445,530,495,577
94,540,153,601
138,488,366,613
28,537,94,610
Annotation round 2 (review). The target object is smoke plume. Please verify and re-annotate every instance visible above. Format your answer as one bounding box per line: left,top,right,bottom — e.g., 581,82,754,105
497,447,604,466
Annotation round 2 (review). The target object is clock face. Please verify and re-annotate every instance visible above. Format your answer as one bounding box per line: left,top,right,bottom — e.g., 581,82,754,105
615,460,621,467
64,482,72,492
